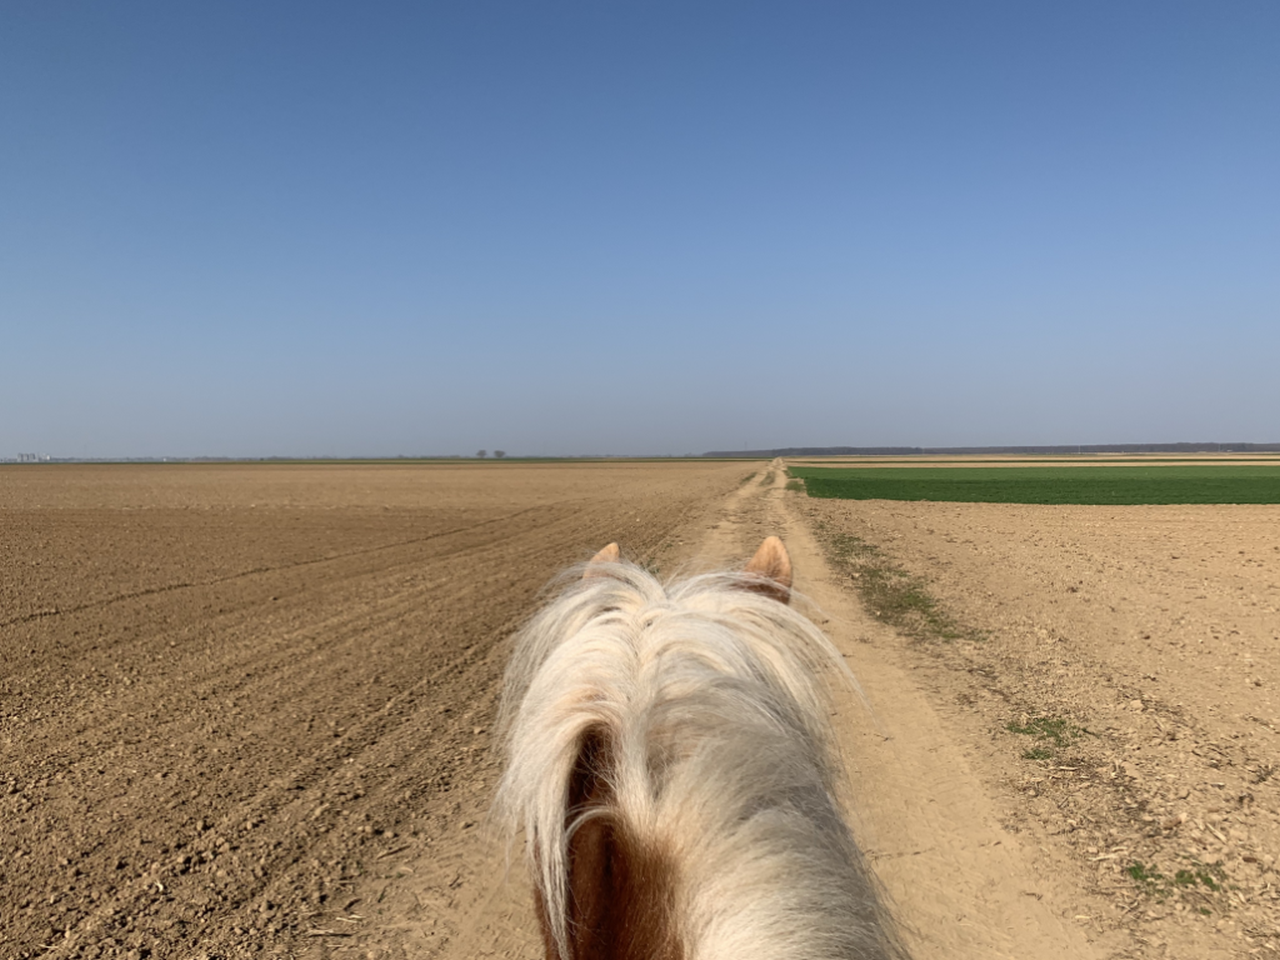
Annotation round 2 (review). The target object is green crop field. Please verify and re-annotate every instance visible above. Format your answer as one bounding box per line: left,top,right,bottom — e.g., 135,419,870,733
788,465,1280,505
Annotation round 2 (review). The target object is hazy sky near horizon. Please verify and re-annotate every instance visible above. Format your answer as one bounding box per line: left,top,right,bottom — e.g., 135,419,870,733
4,2,1278,458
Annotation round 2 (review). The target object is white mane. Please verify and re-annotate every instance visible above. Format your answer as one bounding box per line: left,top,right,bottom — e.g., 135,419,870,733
496,557,907,960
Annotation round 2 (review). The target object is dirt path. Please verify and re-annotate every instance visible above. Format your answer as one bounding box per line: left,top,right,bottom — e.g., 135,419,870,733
389,464,1118,960
695,466,1117,959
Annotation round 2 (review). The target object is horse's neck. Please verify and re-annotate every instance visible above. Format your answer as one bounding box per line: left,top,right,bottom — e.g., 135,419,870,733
542,729,681,960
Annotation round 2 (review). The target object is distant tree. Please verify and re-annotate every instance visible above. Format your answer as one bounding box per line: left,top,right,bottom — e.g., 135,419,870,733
494,450,506,459
476,449,488,458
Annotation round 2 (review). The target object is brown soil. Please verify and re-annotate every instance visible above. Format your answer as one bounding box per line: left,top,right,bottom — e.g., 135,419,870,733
3,461,1277,959
0,462,743,960
792,492,1280,959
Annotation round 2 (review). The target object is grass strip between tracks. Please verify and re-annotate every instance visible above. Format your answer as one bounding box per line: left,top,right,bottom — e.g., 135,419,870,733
809,520,981,644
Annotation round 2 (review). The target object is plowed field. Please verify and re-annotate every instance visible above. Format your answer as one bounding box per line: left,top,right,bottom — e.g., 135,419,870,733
0,462,744,960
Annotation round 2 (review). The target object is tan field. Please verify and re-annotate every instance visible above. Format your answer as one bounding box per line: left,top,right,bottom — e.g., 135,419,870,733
3,461,1278,959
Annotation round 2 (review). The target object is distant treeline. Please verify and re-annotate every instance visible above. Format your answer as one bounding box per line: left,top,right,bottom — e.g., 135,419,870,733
704,442,1280,458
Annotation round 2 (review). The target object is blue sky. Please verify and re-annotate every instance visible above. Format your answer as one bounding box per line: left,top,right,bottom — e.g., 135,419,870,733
3,2,1278,457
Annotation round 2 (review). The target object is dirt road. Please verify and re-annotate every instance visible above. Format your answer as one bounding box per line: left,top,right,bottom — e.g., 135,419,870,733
4,461,1277,959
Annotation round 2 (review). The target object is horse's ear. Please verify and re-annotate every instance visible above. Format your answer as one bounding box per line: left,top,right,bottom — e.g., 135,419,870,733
583,543,621,579
743,536,792,604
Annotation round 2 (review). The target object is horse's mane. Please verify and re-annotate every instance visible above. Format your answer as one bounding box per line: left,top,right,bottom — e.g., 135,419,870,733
496,555,908,960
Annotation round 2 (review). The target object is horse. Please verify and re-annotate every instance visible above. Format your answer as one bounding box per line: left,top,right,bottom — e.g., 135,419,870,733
496,537,908,960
